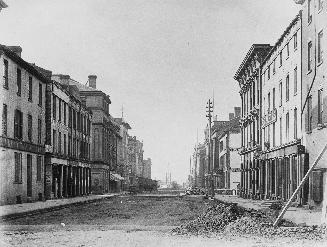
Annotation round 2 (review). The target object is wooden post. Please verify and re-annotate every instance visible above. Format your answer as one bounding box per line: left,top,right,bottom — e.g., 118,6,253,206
273,143,327,227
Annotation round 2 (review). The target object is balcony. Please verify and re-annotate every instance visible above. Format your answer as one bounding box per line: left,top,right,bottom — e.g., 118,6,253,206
262,108,277,128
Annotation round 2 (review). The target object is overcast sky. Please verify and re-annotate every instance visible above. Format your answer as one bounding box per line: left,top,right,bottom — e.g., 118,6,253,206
0,0,300,183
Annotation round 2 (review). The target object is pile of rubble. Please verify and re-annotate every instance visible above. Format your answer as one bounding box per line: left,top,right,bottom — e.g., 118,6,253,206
172,201,327,241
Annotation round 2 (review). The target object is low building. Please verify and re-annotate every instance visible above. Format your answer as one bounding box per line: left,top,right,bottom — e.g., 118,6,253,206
0,45,47,205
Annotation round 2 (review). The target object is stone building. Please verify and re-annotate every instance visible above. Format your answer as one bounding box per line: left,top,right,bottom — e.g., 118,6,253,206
127,136,144,185
234,44,272,199
44,76,92,199
52,74,121,194
142,158,152,179
294,0,327,210
0,45,47,205
191,143,206,188
114,117,131,190
260,13,308,203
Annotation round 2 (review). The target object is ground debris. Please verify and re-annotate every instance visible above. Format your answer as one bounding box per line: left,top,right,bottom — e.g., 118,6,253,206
172,201,327,241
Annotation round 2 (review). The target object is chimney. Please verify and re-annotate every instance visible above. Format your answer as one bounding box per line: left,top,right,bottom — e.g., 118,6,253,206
234,107,241,118
229,113,235,120
59,74,70,85
8,46,22,57
88,75,97,89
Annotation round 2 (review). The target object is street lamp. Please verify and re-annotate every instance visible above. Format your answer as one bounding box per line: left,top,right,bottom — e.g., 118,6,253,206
206,99,215,198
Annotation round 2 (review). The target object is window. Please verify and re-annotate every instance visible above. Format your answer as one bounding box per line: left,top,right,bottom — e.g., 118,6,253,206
273,88,275,109
318,30,323,64
294,67,298,95
318,89,324,124
307,96,313,132
3,59,9,89
38,118,42,144
2,104,7,136
37,156,42,181
308,0,312,23
53,95,56,120
319,0,324,9
286,112,289,142
58,132,61,154
68,106,72,128
73,110,76,129
28,76,33,102
279,52,282,67
64,134,67,156
53,130,57,153
64,103,67,125
286,43,289,58
308,41,313,71
294,108,298,139
28,114,32,142
286,74,290,101
279,81,283,106
268,92,271,112
219,141,223,152
68,135,71,156
268,66,271,80
14,109,23,139
14,152,22,183
17,68,21,96
273,122,276,147
58,99,62,122
273,59,276,74
294,32,298,50
38,83,42,106
280,117,283,145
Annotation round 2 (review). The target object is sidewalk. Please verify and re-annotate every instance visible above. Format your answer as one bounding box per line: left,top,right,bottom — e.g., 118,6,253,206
214,194,322,226
0,193,121,220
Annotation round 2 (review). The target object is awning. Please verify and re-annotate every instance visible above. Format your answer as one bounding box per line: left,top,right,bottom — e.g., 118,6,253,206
110,173,125,181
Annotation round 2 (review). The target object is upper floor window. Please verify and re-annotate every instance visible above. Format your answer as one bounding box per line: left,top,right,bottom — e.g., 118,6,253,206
294,32,298,50
53,95,56,120
27,114,32,142
286,112,290,142
38,118,42,144
58,99,62,122
294,67,298,95
14,109,23,139
286,43,290,58
38,83,42,106
16,68,21,96
318,89,324,124
268,65,271,80
294,108,298,139
286,74,290,102
318,30,324,64
279,81,283,106
64,103,67,125
307,96,313,132
273,59,276,74
2,104,7,136
308,0,312,23
272,88,276,109
308,41,313,72
3,59,9,89
279,51,283,67
268,92,271,112
28,76,33,102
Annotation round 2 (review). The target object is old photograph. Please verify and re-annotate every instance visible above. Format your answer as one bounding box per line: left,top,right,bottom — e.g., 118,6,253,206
0,0,327,246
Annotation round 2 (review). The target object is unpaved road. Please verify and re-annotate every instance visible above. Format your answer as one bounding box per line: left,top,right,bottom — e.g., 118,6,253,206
0,195,326,247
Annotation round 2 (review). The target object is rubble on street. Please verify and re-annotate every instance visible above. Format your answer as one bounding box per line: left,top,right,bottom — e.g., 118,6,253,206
172,200,327,241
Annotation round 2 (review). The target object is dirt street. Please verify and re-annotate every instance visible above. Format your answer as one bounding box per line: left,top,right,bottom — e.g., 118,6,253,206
0,195,326,247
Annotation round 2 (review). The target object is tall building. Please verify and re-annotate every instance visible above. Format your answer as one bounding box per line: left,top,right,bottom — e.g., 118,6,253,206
114,117,131,190
234,44,272,199
0,45,47,205
294,0,327,210
260,13,308,203
127,136,144,185
52,74,121,194
43,75,92,199
142,158,152,179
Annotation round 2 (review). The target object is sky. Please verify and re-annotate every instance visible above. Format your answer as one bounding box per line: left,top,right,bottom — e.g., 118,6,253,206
0,0,300,184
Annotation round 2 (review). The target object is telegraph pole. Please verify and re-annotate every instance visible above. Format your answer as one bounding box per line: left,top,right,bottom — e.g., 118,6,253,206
206,99,215,198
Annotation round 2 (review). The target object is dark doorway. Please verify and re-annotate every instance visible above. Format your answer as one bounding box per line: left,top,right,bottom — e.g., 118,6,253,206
27,154,32,197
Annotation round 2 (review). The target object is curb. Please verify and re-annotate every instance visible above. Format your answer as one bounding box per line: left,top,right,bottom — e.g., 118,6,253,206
0,194,120,221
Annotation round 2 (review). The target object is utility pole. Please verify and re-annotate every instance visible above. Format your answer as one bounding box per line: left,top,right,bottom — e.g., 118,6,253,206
206,99,215,198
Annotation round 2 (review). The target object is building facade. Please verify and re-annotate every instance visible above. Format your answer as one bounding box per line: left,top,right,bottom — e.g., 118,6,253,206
294,0,327,210
44,77,92,199
52,74,121,194
142,158,152,179
234,44,272,199
260,14,308,203
0,45,46,205
127,136,144,185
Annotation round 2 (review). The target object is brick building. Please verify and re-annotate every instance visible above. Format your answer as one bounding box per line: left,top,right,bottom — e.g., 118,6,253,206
0,45,46,205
